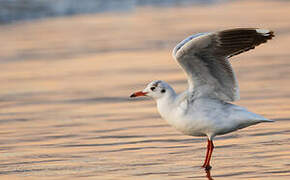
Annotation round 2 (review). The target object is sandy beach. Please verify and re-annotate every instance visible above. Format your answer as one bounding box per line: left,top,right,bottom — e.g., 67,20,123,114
0,0,289,179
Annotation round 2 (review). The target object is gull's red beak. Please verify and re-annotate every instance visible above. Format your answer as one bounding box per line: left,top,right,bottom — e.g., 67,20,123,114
130,91,147,98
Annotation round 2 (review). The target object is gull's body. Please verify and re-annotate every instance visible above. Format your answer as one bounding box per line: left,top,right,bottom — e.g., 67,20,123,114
156,90,270,138
130,28,274,170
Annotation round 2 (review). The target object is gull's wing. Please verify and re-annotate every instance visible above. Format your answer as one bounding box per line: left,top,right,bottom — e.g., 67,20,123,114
173,28,274,101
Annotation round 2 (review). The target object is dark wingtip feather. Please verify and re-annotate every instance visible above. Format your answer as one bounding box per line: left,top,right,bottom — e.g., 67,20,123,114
215,28,275,58
254,28,274,45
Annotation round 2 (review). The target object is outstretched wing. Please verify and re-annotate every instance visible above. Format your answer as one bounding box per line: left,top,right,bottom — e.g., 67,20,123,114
173,28,274,101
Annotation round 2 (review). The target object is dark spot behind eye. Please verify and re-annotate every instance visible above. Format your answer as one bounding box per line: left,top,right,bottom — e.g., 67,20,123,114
150,87,156,91
161,89,166,93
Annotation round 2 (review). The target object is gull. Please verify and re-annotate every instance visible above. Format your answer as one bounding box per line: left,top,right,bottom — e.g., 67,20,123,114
130,28,274,170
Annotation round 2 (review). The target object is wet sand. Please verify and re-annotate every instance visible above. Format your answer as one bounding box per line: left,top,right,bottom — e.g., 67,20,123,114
0,0,290,179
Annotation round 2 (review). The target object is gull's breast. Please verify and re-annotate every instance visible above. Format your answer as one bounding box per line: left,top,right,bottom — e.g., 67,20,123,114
166,102,209,136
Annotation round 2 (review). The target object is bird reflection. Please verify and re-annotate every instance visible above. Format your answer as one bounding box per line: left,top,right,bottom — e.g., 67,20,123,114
205,169,214,180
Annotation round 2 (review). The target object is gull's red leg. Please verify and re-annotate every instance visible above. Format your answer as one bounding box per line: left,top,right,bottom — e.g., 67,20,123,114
204,140,214,170
202,139,211,168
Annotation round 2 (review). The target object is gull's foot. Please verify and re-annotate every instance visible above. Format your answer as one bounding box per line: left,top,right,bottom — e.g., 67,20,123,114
205,165,212,170
202,165,212,170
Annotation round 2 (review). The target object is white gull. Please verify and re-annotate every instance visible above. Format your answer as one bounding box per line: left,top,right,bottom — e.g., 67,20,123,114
130,28,274,170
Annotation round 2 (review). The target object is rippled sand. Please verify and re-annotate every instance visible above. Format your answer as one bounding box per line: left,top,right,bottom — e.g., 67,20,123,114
0,1,290,179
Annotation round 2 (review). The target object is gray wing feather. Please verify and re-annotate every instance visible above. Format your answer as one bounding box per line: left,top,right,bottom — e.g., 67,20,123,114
173,28,274,101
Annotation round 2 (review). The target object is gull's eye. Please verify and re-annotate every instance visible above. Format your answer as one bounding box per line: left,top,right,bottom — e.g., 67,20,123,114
161,89,166,93
150,87,156,91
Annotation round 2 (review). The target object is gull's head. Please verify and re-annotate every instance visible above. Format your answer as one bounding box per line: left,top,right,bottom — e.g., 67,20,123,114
130,80,174,100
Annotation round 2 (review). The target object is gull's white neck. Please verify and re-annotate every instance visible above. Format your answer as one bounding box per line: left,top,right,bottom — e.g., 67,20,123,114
156,88,177,123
